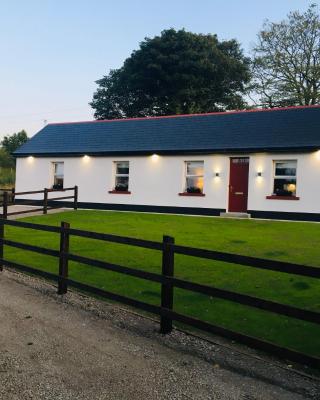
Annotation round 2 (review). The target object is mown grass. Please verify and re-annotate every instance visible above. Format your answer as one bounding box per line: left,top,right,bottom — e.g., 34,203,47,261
4,210,320,357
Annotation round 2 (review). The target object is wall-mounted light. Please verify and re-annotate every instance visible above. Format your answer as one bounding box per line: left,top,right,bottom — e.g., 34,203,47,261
83,155,90,162
257,172,262,177
27,155,34,163
215,172,220,177
151,154,159,162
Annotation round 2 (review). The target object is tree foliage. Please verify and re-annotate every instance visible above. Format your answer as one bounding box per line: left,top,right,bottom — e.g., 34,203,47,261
251,4,320,107
91,29,251,119
0,148,14,168
1,130,28,155
0,130,28,168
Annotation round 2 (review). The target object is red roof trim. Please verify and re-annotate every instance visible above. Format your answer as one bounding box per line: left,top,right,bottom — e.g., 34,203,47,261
48,105,320,126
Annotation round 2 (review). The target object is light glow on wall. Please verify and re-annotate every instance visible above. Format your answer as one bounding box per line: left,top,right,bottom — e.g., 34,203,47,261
27,156,34,163
256,169,263,185
213,165,221,178
151,154,159,162
316,150,320,160
83,155,90,163
212,168,221,188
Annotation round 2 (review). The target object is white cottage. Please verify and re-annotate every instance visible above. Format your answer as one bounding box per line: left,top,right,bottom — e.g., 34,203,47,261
14,106,320,221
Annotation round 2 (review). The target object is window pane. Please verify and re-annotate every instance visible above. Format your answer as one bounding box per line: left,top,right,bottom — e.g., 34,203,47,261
115,176,129,191
186,161,204,176
53,162,64,189
273,178,296,196
54,177,64,189
275,161,296,176
116,162,129,175
186,176,203,193
54,162,64,176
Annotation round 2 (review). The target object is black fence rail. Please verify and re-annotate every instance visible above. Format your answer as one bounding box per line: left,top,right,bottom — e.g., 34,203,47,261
0,186,78,218
0,218,319,368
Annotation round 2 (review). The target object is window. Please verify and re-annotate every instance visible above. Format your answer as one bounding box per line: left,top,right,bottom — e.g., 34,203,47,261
184,161,204,194
273,160,297,196
52,162,64,190
113,161,129,192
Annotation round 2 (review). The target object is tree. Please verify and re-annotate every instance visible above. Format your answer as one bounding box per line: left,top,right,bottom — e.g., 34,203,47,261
0,148,14,168
1,130,28,155
90,29,251,119
251,4,320,108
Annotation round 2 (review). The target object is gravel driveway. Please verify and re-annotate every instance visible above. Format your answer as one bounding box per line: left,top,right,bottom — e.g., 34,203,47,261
0,269,319,400
1,205,67,219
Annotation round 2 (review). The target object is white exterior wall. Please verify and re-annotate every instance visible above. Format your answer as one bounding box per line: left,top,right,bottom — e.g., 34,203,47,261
247,151,320,213
15,151,320,214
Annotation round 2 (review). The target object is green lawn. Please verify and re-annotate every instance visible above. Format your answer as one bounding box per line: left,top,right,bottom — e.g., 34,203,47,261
4,210,320,357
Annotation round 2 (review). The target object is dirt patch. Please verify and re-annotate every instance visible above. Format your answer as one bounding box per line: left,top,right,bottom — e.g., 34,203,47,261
0,269,319,400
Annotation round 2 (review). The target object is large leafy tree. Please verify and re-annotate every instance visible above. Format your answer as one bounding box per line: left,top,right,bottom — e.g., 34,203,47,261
1,130,28,155
251,4,320,107
0,148,14,168
91,29,251,119
0,130,28,168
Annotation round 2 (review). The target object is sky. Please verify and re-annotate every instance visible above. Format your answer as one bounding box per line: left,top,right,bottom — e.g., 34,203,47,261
0,0,317,138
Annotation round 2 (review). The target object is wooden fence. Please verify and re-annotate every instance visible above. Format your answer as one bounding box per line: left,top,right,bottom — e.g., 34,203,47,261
0,186,78,218
0,218,319,368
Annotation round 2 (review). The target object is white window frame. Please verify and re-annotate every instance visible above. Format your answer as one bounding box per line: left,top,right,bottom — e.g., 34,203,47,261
52,161,64,189
184,160,204,193
113,161,130,192
272,160,297,196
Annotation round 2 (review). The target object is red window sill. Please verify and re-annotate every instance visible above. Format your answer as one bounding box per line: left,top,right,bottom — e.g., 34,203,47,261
266,195,300,200
108,190,131,194
178,192,205,197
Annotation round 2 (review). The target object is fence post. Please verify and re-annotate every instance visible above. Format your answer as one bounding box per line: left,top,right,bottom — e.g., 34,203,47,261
0,219,4,271
58,221,70,295
160,235,175,334
43,188,48,214
74,185,78,210
3,192,8,220
11,188,15,204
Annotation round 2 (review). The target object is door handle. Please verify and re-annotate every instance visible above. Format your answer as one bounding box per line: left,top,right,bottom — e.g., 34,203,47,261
235,192,243,195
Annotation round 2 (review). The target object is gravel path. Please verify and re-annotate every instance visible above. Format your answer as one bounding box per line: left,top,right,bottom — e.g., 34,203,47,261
0,269,319,400
1,205,67,219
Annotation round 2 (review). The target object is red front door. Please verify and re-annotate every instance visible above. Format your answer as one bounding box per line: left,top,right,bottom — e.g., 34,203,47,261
228,158,249,212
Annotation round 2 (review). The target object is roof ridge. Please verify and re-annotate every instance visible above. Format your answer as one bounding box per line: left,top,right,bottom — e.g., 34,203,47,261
48,105,320,126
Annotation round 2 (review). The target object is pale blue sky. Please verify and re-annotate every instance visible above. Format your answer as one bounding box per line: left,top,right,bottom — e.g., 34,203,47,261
0,0,316,137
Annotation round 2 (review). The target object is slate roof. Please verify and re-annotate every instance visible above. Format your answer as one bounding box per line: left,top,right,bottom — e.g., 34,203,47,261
14,106,320,157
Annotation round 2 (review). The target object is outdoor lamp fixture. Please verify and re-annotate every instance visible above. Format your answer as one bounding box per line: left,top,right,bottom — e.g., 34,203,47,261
83,155,90,162
257,171,262,177
215,172,220,177
27,155,34,162
151,153,159,162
